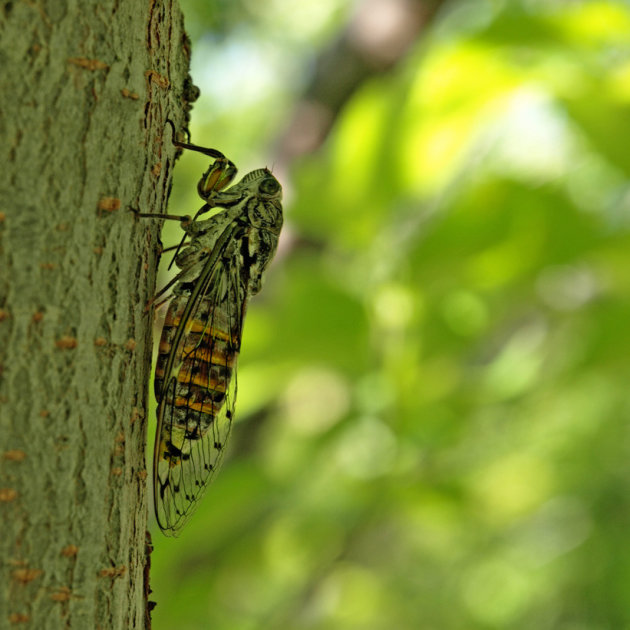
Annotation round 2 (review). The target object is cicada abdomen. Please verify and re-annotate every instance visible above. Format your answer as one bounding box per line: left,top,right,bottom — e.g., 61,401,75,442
154,291,239,466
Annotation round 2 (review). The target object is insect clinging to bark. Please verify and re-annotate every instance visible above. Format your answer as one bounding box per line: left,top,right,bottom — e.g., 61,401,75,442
138,129,283,535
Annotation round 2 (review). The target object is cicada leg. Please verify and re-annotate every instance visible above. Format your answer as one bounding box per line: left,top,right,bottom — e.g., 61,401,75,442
130,207,192,224
196,158,238,200
145,270,187,312
169,134,238,200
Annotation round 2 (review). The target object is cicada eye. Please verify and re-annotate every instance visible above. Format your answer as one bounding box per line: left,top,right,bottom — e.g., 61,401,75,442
259,176,281,196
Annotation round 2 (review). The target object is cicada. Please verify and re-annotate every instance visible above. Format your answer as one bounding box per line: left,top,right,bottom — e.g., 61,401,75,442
141,134,282,535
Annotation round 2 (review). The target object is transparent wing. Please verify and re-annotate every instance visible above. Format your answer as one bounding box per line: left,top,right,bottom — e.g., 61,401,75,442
153,228,245,535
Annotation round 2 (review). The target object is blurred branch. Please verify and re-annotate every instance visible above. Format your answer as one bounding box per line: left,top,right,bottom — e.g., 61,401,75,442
274,0,447,167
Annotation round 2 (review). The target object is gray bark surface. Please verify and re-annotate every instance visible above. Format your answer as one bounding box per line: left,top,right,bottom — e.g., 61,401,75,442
0,1,193,627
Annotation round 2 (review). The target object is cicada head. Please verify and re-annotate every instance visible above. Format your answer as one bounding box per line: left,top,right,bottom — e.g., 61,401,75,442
235,168,283,233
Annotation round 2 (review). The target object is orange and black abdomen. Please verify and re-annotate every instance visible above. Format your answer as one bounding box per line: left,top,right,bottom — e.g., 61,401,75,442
155,293,239,462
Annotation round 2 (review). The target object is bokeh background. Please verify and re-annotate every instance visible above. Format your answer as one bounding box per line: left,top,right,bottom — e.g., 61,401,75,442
149,1,630,628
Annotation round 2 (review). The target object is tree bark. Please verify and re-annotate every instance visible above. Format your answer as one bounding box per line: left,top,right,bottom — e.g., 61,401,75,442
0,1,193,628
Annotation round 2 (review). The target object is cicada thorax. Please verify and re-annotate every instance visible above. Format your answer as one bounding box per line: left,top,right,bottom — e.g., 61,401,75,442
155,290,240,467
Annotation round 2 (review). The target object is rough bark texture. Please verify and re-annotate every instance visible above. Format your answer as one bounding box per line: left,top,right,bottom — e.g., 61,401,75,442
0,1,193,628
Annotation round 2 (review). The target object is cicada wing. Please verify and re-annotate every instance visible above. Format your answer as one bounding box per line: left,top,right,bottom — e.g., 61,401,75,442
153,233,245,535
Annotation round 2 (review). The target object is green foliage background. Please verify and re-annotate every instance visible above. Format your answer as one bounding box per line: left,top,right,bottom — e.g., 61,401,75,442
151,1,630,628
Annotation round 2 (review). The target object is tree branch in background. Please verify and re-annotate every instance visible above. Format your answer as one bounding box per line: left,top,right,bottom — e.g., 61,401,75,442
274,0,446,166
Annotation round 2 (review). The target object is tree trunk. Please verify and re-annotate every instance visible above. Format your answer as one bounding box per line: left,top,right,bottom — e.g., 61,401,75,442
0,2,193,627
